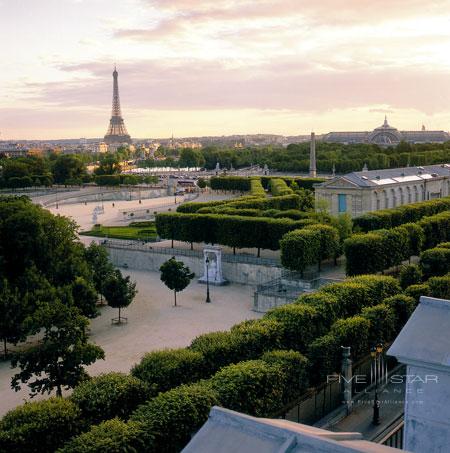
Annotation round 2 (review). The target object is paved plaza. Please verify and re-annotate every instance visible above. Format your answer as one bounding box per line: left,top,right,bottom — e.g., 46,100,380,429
0,269,260,416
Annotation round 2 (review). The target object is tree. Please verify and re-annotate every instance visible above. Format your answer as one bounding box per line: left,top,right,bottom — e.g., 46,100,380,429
94,154,121,176
52,155,86,184
84,242,115,303
11,301,105,397
160,257,195,307
71,277,99,319
178,148,205,168
103,270,137,323
0,280,28,359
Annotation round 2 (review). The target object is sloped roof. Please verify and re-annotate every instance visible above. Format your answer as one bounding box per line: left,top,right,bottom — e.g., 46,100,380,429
183,406,403,453
319,164,450,188
388,296,450,370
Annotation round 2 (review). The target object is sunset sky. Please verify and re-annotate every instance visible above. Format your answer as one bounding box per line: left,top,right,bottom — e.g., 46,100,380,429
1,0,450,139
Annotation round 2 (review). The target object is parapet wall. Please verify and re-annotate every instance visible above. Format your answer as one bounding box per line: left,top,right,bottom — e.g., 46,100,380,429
106,245,282,286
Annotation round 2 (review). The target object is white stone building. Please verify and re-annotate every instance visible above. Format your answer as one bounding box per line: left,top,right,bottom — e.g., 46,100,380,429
315,164,450,217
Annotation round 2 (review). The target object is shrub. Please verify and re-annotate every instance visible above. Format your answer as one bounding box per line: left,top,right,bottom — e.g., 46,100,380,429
420,247,450,278
428,275,450,300
361,304,396,344
209,176,251,192
261,350,309,404
130,383,219,453
131,349,205,395
344,233,385,275
268,178,293,196
399,264,423,289
190,319,283,374
280,228,320,274
265,304,322,352
207,360,284,416
58,419,146,453
296,292,340,327
321,282,370,319
0,398,82,453
382,295,417,333
308,316,370,383
348,275,401,304
70,372,150,425
250,177,266,197
404,283,430,302
353,196,450,232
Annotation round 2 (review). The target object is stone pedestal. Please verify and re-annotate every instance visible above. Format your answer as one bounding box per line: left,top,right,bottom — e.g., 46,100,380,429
198,246,227,286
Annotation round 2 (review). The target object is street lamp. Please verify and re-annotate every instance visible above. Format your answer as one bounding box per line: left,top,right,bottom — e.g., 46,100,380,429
205,256,211,303
371,343,383,425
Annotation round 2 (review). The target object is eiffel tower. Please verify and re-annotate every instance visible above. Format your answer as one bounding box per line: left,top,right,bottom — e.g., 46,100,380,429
104,66,132,144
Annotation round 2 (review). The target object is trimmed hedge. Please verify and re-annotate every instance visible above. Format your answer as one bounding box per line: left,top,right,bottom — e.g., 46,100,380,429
382,295,417,333
70,373,150,425
189,319,283,372
269,178,293,196
308,316,371,381
404,283,431,301
420,247,450,278
428,274,450,299
209,176,251,192
156,212,309,251
250,177,266,197
345,211,450,275
354,196,450,232
131,349,205,396
399,264,423,289
0,398,82,453
58,419,146,453
130,383,219,453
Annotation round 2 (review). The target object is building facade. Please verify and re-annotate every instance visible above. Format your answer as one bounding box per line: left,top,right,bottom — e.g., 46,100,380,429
315,164,450,217
322,117,450,146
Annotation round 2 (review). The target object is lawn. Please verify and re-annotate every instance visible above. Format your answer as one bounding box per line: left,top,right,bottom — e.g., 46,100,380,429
81,221,158,241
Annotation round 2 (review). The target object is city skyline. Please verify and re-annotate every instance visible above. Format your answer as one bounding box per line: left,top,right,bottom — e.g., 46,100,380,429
2,0,450,139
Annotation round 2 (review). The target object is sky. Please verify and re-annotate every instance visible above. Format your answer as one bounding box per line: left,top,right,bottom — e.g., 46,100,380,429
1,0,450,139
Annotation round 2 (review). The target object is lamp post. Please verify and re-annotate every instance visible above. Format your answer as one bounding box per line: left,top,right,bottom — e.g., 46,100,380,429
371,343,383,425
205,256,211,303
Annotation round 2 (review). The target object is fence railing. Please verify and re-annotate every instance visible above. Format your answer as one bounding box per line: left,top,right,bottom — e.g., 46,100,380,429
375,415,404,449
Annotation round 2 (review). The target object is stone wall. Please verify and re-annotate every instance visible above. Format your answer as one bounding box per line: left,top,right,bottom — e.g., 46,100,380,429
106,245,282,287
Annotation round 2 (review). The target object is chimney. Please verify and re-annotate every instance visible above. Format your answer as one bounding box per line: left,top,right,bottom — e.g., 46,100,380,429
309,132,317,178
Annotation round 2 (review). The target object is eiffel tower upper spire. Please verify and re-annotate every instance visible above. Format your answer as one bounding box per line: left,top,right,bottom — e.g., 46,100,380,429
104,66,132,144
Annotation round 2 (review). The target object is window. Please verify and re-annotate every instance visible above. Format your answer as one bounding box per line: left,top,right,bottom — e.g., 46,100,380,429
338,194,347,213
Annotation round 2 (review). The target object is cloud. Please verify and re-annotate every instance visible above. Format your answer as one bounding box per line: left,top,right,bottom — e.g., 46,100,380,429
21,59,450,116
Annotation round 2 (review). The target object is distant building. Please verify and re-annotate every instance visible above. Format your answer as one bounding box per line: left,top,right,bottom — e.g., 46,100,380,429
315,163,450,217
322,117,450,146
92,142,108,153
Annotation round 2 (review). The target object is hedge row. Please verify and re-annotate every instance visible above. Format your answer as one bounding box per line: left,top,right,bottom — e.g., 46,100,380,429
0,275,404,453
61,351,308,453
345,212,450,275
260,176,326,190
155,212,310,251
209,176,251,192
353,196,450,232
280,224,340,273
250,177,266,197
176,193,300,214
268,178,293,196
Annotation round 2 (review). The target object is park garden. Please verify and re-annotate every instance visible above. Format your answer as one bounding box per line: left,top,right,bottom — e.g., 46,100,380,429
0,176,450,452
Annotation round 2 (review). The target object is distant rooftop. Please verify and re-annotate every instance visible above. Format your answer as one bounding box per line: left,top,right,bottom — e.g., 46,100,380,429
332,164,450,188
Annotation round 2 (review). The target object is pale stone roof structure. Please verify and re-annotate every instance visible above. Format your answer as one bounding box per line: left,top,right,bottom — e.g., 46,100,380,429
183,406,403,452
388,296,450,371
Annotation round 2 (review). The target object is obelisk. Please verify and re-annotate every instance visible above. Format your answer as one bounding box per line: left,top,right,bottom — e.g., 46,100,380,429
309,132,317,177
